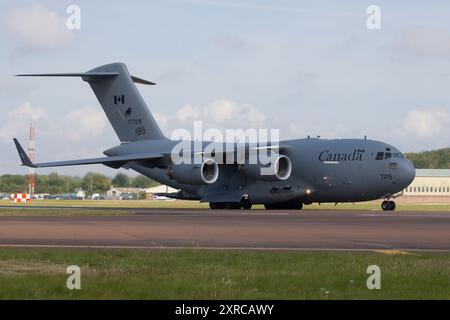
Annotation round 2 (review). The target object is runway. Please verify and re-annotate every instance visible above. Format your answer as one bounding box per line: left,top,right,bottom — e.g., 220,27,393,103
0,209,449,251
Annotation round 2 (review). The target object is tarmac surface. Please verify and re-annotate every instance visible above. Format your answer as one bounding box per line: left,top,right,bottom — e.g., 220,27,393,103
0,208,449,251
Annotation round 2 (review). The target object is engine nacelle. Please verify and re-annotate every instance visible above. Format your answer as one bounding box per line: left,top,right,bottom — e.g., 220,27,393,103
239,154,292,181
167,158,219,185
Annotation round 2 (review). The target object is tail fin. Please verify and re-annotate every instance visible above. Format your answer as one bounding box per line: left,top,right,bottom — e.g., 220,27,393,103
17,62,165,142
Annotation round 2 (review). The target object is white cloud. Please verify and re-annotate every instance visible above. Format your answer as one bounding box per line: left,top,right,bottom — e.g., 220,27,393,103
65,106,107,141
402,108,450,139
0,102,48,143
0,102,106,146
10,101,47,120
207,99,265,123
6,4,75,52
156,99,267,135
155,99,359,141
153,112,169,129
175,104,201,122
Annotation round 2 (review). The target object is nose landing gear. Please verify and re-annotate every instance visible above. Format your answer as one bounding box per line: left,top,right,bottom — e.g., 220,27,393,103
381,200,396,211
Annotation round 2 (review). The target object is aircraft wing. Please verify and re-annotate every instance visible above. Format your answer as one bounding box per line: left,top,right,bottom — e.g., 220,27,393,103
13,138,163,169
189,144,284,158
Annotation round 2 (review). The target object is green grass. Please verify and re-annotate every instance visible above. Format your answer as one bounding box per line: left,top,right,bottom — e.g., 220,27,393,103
0,199,209,209
0,208,131,216
0,248,448,299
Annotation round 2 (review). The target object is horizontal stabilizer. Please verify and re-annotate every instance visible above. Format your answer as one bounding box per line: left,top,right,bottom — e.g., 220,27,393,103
16,72,155,85
131,75,156,85
16,72,119,78
13,138,163,169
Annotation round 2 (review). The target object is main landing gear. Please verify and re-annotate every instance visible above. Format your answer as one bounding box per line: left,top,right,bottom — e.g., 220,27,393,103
381,200,396,211
209,195,253,210
264,200,303,210
209,201,253,210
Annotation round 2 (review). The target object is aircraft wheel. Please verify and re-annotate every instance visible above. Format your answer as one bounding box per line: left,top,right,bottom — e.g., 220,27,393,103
381,200,396,211
388,200,396,211
285,202,303,210
264,201,302,210
283,200,303,210
225,202,242,210
209,202,226,209
241,202,252,210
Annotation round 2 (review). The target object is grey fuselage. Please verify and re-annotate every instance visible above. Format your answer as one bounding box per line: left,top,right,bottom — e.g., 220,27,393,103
104,137,416,205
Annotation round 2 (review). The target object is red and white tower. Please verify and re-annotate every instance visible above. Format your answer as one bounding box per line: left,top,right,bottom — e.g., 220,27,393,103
28,123,35,197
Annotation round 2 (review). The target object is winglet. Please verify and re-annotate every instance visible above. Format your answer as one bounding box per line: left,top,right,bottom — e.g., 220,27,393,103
13,138,35,168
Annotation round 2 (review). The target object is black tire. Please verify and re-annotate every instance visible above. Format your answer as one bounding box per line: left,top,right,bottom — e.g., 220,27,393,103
209,202,217,209
388,201,396,211
381,200,396,211
264,201,302,210
209,202,226,209
283,200,303,210
241,202,252,210
225,202,242,210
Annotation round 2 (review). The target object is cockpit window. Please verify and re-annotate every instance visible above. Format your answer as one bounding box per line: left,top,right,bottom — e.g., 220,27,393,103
376,152,384,160
393,153,403,158
385,152,392,159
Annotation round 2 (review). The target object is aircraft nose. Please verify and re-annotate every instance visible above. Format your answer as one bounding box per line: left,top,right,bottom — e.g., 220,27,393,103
400,159,415,187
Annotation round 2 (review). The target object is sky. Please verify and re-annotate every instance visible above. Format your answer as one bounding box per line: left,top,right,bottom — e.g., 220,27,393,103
1,0,450,176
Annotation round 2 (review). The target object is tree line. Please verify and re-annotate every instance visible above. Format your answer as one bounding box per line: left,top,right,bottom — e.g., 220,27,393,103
0,172,158,195
405,148,450,169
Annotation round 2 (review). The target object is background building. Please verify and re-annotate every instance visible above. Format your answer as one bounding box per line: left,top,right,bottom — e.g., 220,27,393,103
106,187,142,200
401,169,450,202
107,185,179,200
144,185,178,200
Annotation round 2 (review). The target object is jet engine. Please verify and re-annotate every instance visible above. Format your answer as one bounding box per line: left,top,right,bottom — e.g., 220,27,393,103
167,158,219,185
239,153,292,181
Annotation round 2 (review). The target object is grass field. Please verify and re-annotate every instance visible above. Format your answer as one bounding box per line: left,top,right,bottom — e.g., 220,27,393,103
1,199,450,213
0,248,448,299
0,199,208,209
0,208,132,216
0,201,448,299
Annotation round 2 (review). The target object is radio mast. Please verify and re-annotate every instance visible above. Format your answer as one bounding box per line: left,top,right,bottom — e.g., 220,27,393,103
28,123,35,197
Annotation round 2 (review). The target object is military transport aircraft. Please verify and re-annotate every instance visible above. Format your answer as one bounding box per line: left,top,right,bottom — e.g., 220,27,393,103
13,63,415,211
